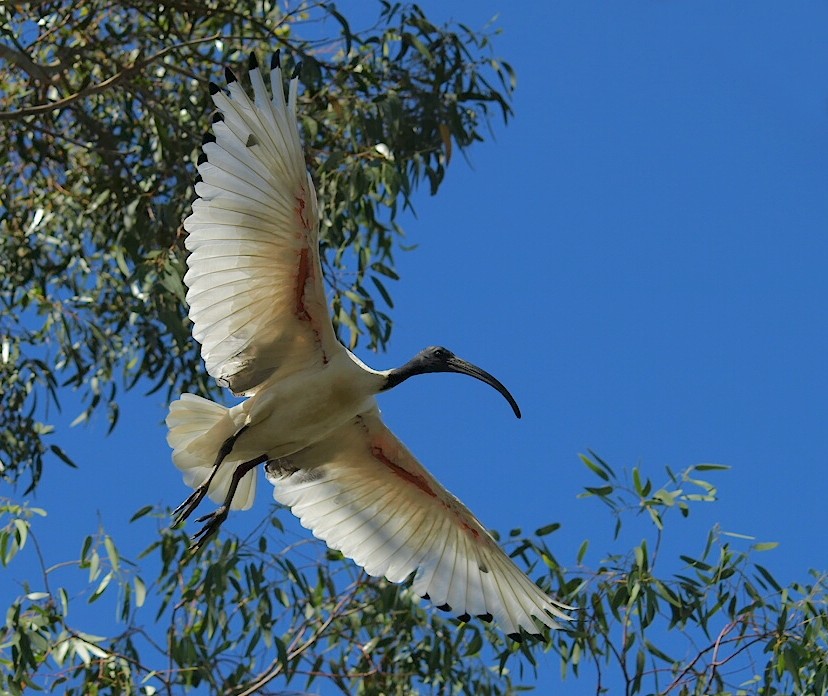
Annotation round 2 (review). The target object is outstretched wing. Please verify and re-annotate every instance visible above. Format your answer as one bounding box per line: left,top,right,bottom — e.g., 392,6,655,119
265,407,571,638
183,55,342,396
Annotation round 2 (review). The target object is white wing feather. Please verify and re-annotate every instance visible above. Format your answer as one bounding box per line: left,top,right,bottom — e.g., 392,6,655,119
265,408,571,637
183,59,341,395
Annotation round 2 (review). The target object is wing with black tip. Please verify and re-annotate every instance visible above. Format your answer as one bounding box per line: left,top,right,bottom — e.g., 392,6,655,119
183,54,342,396
265,407,572,637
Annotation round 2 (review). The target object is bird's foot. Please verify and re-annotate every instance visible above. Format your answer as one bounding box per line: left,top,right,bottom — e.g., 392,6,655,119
188,506,230,552
172,484,209,527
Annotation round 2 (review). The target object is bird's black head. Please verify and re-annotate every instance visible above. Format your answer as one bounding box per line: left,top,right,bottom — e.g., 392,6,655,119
411,345,458,372
383,346,521,418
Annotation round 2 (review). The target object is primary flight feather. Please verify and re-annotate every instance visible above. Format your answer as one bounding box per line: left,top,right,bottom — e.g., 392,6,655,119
167,53,571,639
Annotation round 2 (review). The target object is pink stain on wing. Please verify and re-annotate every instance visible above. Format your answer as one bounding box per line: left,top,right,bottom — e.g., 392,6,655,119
293,244,328,364
371,445,438,499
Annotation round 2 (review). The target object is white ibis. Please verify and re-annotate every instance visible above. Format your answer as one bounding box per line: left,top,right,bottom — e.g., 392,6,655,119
166,53,571,639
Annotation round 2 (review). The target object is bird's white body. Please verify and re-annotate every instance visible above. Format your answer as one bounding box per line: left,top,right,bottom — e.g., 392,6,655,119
245,351,381,453
169,350,382,509
167,55,571,638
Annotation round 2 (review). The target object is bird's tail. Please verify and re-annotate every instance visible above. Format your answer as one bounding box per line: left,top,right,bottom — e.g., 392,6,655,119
166,393,257,510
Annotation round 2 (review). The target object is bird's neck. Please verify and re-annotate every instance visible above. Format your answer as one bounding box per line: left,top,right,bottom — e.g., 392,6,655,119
340,349,394,396
380,359,424,392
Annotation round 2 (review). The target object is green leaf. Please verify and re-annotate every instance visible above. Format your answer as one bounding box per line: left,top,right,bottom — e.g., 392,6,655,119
647,506,663,529
754,564,782,593
464,630,483,656
59,587,69,616
370,275,395,308
88,550,101,581
12,518,28,551
583,485,613,497
644,638,675,664
134,576,147,608
80,535,93,564
680,555,712,571
752,541,779,552
653,489,677,506
634,541,647,570
89,571,113,602
632,466,643,495
49,444,78,468
130,505,154,522
535,523,560,537
104,535,120,571
579,453,610,481
372,262,400,280
694,463,731,471
320,150,346,173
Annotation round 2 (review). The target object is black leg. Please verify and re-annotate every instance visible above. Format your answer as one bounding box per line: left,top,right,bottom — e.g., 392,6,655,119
172,426,248,527
189,454,267,552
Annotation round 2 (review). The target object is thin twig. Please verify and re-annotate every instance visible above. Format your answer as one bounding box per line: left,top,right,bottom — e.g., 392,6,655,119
231,585,361,696
660,630,765,695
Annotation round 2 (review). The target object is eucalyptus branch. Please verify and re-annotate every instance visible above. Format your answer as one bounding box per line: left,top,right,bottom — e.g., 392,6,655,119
660,630,766,695
0,43,62,83
231,586,360,696
0,34,220,122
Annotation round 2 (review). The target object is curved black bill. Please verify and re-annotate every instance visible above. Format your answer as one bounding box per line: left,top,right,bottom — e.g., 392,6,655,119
447,357,522,419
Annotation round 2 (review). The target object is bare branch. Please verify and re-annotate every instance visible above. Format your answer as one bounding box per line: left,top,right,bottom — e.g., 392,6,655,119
231,583,362,696
0,42,62,83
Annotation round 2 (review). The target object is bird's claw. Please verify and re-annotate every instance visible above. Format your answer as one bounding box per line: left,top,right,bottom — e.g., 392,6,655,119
172,486,209,527
187,506,229,552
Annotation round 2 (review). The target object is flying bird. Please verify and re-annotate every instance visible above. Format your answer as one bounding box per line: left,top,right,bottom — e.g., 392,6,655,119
166,53,571,639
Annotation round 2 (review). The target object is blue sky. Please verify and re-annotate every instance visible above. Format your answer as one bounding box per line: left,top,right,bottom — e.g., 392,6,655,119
5,1,828,693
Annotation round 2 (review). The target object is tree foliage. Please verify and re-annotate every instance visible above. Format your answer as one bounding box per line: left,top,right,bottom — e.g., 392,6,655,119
3,460,826,695
1,2,826,695
0,0,514,490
